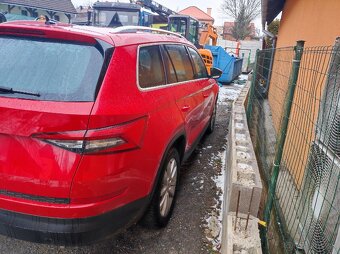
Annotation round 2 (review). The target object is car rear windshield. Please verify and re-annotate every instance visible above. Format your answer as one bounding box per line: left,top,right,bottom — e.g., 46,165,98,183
0,36,105,101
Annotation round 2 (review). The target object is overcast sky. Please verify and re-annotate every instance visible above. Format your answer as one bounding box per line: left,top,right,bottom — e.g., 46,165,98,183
71,0,261,27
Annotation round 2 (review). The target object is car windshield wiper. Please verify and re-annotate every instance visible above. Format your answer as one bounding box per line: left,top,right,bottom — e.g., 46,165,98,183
0,86,40,97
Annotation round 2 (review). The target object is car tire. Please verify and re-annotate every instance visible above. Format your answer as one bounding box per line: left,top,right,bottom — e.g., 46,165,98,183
206,102,217,134
141,148,180,228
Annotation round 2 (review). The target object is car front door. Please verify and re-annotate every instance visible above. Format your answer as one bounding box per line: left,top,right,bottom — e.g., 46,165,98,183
187,46,216,129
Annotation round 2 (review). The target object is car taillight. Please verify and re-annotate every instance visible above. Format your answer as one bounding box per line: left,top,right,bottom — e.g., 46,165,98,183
45,139,84,153
33,117,147,154
83,137,126,153
45,137,126,153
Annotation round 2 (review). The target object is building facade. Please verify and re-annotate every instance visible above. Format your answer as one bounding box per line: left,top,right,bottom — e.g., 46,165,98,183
263,0,340,48
0,0,76,23
222,21,256,41
264,0,340,140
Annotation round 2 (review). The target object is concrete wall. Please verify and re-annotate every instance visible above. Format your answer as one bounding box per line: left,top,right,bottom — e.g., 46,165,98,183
221,81,262,254
217,39,262,72
217,39,262,63
0,4,71,23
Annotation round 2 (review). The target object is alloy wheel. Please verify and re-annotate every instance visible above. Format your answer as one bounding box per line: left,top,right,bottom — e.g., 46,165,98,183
159,158,178,217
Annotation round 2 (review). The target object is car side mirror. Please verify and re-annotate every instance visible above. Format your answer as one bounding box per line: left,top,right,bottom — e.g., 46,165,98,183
209,67,222,79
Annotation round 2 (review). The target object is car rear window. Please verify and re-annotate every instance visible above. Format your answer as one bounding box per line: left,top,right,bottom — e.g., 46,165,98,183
0,36,105,101
138,45,165,88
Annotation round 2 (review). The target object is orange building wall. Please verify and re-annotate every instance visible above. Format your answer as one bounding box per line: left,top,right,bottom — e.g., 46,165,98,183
276,0,340,48
268,0,340,185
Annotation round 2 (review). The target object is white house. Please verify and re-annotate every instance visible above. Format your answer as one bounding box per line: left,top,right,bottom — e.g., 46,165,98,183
0,0,77,23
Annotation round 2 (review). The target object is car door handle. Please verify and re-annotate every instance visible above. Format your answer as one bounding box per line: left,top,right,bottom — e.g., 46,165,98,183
181,105,191,112
203,93,209,98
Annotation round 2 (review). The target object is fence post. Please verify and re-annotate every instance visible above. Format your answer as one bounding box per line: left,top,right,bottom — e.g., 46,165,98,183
263,40,305,225
247,51,251,71
246,49,259,121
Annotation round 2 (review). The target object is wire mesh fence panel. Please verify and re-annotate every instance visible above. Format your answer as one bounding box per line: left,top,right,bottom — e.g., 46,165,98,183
247,41,340,254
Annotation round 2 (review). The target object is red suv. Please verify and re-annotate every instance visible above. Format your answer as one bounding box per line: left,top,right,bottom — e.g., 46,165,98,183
0,22,220,245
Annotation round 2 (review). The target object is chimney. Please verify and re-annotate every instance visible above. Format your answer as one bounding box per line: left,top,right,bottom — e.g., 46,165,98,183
207,8,212,16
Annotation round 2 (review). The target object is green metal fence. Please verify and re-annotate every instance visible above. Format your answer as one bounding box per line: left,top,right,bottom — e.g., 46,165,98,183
246,40,340,254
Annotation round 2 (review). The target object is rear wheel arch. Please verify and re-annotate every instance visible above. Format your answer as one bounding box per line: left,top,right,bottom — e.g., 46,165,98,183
141,147,181,228
147,132,186,199
172,135,186,164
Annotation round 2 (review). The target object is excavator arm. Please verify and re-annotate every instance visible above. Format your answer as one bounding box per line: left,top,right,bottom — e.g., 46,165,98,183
199,24,218,46
198,24,218,74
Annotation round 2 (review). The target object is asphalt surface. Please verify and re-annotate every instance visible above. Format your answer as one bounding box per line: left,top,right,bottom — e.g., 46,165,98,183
0,93,233,254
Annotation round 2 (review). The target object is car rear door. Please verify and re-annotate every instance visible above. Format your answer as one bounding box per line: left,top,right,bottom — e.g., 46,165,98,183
163,44,206,149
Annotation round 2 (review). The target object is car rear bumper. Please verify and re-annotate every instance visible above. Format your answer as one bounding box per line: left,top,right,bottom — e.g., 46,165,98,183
0,197,148,245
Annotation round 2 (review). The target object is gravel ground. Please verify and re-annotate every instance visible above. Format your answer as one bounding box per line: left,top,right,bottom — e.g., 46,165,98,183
0,83,244,254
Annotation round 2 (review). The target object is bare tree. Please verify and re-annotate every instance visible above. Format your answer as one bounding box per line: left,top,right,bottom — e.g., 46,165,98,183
221,0,261,40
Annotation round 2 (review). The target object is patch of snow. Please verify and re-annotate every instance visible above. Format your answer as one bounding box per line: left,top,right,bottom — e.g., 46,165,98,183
239,74,249,80
218,87,240,101
203,149,227,252
218,74,248,104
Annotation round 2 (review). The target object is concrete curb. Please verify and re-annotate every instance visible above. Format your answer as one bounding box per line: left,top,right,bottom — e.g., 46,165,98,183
221,81,263,254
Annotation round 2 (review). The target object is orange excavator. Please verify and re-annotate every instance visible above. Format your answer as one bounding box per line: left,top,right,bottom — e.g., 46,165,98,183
198,23,218,74
168,15,218,74
199,23,218,46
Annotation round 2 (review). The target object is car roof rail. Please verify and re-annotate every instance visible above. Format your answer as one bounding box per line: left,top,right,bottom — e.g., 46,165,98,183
111,26,185,39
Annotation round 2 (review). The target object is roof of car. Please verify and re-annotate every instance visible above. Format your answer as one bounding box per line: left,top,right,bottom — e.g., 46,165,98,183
0,21,192,47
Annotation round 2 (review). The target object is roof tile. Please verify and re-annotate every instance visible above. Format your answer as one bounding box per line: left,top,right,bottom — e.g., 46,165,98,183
179,6,214,22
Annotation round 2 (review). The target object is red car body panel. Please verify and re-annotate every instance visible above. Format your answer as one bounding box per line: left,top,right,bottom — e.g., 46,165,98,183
0,21,219,242
69,45,190,216
173,79,212,148
0,98,92,200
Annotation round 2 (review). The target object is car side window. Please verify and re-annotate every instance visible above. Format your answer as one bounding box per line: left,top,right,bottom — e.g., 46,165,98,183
161,46,178,84
188,47,208,79
139,45,165,88
165,45,194,82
